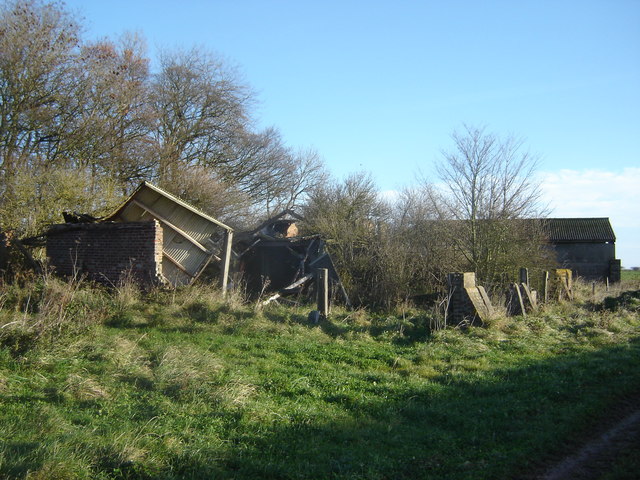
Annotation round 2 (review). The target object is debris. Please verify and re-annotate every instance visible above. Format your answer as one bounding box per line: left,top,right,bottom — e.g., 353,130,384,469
62,212,99,223
506,283,527,316
552,268,574,301
234,211,350,306
506,282,538,316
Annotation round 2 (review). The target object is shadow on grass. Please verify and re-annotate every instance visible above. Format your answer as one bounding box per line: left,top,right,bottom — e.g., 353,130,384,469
318,315,433,345
0,442,43,479
103,301,257,333
183,301,257,324
259,308,433,345
168,339,639,480
2,339,639,479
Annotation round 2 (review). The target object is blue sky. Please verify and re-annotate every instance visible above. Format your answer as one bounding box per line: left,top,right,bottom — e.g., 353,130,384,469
66,0,639,267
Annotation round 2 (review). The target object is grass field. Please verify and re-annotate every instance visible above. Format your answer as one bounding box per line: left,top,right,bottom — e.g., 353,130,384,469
622,269,640,282
1,277,639,479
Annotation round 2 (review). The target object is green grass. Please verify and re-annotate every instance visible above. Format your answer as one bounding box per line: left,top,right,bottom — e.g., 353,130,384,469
621,269,640,282
1,277,639,479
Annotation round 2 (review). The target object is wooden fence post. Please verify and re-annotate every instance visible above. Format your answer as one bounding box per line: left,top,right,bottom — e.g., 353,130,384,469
519,267,529,286
317,268,329,319
542,271,549,304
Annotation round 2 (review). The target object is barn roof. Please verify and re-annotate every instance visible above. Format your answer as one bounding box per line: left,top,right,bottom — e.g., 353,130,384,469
542,217,615,243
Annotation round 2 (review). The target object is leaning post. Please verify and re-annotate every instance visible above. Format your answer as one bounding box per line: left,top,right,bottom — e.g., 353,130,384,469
219,229,233,296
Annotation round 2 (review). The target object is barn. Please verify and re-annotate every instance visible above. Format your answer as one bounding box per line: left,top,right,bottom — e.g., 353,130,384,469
542,217,620,282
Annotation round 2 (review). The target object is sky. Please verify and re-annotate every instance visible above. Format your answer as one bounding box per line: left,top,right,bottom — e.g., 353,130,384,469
64,0,640,267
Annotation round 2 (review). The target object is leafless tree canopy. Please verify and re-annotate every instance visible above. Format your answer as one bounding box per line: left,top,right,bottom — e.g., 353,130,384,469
0,0,325,234
425,125,553,287
300,126,555,307
436,124,545,221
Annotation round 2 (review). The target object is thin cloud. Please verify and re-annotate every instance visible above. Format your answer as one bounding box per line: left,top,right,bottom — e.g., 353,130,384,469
540,167,640,267
540,168,640,228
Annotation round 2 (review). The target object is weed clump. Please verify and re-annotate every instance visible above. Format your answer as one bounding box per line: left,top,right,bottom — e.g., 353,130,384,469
0,274,108,355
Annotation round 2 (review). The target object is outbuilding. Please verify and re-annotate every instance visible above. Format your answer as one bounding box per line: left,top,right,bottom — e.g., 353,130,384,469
542,217,620,282
45,182,234,288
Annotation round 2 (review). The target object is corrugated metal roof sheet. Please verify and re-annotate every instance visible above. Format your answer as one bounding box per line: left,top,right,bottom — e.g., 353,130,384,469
104,182,233,286
542,218,615,243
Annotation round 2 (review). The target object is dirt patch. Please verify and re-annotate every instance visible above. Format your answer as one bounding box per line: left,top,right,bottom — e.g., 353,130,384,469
518,392,640,480
540,407,640,479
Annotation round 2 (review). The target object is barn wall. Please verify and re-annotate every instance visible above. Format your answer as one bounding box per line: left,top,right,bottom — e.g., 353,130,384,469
46,221,163,286
553,242,617,281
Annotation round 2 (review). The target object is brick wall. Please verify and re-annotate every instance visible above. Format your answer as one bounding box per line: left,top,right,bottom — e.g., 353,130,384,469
46,221,163,286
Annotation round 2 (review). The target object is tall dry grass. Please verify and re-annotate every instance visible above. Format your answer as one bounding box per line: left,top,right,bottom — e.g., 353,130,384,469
0,272,109,354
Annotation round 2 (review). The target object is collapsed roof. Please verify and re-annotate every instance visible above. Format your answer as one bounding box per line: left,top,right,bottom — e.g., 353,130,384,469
103,182,233,287
17,185,349,301
24,182,233,289
233,210,350,306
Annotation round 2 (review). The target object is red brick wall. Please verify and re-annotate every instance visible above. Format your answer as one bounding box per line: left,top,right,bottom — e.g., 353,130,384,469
46,221,163,286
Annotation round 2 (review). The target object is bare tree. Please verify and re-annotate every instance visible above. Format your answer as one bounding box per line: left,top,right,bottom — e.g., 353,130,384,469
150,47,252,183
0,0,92,233
71,33,155,188
437,124,543,221
0,0,81,181
430,124,551,285
261,147,327,216
149,48,324,218
166,165,254,227
303,173,393,306
392,187,460,291
215,127,290,203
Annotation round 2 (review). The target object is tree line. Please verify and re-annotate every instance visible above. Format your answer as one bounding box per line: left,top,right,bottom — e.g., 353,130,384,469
0,0,554,308
302,125,554,308
0,0,326,235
